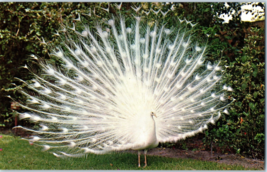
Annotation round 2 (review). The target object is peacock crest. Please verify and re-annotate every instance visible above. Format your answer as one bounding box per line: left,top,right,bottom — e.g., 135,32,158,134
13,3,233,167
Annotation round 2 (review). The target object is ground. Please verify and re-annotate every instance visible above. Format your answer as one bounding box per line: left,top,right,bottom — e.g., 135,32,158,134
2,128,265,170
125,138,264,170
145,147,264,170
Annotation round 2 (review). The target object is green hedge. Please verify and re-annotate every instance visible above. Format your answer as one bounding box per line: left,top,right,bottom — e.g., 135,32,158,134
0,2,264,159
175,2,265,159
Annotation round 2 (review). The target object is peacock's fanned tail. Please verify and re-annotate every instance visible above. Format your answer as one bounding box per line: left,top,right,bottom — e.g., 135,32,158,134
15,14,232,157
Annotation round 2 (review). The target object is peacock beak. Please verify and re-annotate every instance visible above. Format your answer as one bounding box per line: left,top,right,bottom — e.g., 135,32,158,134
151,112,157,118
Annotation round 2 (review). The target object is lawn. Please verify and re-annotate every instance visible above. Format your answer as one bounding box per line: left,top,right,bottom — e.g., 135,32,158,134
0,134,255,170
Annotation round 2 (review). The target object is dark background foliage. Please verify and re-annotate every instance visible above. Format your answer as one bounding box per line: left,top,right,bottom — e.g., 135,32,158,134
0,2,264,159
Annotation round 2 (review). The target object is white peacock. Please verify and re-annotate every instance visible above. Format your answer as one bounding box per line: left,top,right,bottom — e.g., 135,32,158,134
14,6,232,167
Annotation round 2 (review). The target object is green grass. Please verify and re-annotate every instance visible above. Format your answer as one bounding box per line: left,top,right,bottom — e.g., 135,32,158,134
0,134,255,170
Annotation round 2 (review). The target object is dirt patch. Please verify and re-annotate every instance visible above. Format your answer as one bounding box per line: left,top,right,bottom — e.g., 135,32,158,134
137,147,264,170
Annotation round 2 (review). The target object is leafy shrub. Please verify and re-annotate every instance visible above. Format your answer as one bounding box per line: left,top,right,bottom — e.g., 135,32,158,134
202,25,264,159
0,2,110,127
161,2,265,159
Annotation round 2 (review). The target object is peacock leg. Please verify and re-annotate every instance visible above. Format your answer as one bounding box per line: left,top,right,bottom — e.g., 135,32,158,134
143,150,147,168
138,151,141,167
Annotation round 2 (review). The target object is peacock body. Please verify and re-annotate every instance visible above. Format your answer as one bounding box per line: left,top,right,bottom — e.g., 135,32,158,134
15,7,232,167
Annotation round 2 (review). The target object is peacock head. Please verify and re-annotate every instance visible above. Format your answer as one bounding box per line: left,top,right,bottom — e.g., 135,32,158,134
151,112,157,118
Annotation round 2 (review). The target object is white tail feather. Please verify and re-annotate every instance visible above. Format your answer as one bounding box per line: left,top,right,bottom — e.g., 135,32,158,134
15,13,232,157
